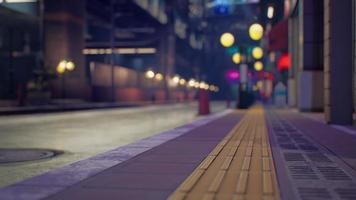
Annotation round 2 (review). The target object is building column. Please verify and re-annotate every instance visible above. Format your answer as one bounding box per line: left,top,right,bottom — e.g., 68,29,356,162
44,0,88,99
324,0,353,124
353,1,356,122
297,0,324,112
158,26,175,101
288,8,299,107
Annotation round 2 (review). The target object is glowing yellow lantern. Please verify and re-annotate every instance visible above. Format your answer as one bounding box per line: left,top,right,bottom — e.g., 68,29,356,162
252,47,263,59
155,73,163,81
56,60,67,74
188,79,195,87
145,70,155,79
172,75,180,84
249,23,264,41
254,61,264,71
220,32,235,47
179,79,186,85
65,61,75,71
232,52,241,64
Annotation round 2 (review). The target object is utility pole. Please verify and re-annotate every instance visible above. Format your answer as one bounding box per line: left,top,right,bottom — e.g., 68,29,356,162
110,0,115,102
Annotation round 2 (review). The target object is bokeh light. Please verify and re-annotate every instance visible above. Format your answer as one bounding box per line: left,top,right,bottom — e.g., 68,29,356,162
65,61,75,71
249,23,264,41
155,73,163,81
179,78,186,85
56,60,67,74
252,47,263,59
254,61,264,71
232,52,241,64
172,75,180,83
220,32,235,47
145,70,155,79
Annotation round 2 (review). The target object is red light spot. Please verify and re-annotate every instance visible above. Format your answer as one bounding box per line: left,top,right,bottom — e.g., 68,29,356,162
278,53,291,71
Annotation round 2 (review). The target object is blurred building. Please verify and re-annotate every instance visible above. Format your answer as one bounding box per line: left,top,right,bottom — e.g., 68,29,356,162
0,1,41,102
0,0,207,104
286,0,355,125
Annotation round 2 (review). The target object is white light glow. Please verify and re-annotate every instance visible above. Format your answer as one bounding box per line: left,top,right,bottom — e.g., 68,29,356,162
83,48,157,55
145,70,155,79
3,0,37,3
267,6,274,19
172,75,180,84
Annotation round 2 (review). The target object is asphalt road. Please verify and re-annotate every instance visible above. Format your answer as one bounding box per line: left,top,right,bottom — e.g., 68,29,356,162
0,102,227,187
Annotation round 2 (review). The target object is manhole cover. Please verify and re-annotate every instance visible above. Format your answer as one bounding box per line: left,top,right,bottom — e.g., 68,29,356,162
0,149,62,164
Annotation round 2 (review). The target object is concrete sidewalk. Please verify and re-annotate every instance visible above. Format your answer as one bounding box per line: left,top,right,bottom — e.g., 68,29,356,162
0,100,145,115
0,109,242,200
1,107,356,200
0,100,197,115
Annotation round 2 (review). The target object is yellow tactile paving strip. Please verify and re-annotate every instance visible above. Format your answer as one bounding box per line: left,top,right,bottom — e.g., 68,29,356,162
168,105,280,200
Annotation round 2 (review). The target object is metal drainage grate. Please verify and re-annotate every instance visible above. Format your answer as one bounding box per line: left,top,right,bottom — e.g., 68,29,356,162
273,128,285,132
278,137,292,143
0,148,62,164
289,166,319,180
292,138,310,144
290,134,303,138
306,153,332,163
285,128,298,132
335,188,356,200
298,187,332,200
284,153,306,162
276,133,288,138
280,143,299,150
298,144,319,152
268,112,356,200
317,166,352,181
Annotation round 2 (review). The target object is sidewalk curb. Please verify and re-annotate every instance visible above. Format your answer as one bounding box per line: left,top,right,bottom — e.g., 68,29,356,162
0,109,233,200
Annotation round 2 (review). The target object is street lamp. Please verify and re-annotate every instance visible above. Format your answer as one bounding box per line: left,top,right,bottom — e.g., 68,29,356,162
249,23,264,41
172,75,180,84
56,61,66,74
179,78,186,86
56,60,76,74
145,70,155,79
252,47,263,59
56,60,76,99
188,79,196,87
220,32,235,47
65,61,75,71
155,73,163,81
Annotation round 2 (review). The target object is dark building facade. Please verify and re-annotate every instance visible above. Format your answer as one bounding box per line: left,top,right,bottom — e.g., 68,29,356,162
0,0,207,104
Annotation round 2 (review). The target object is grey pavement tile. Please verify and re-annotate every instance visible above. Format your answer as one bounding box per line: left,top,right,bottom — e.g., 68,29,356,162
47,187,171,200
124,139,169,148
106,162,197,174
133,154,204,164
19,159,118,187
0,185,63,200
80,173,187,190
91,146,151,161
